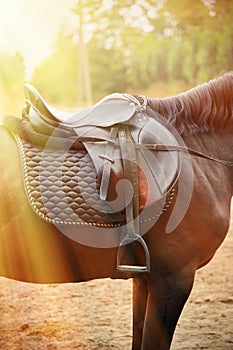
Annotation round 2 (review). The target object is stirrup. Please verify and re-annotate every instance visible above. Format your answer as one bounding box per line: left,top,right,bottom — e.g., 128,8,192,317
117,234,150,273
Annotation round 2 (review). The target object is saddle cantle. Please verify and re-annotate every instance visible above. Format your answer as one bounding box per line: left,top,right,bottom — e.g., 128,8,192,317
4,84,181,273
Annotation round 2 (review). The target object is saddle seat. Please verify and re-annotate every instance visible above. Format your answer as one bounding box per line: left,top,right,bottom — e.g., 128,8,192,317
21,84,181,274
24,83,138,128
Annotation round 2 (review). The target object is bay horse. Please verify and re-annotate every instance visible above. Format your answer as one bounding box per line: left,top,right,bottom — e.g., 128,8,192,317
0,71,232,349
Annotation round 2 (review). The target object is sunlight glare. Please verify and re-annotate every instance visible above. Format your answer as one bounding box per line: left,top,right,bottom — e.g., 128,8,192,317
0,0,76,77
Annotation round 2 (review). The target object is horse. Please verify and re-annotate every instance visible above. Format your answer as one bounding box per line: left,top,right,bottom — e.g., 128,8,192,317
0,71,232,350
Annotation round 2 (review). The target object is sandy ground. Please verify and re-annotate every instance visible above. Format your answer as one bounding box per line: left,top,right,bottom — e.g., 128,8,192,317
0,220,232,350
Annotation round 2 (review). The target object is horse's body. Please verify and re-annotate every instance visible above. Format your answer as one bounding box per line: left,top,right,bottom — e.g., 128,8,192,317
0,72,232,349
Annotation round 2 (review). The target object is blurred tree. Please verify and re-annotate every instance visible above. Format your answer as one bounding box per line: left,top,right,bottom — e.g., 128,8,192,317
71,0,232,91
72,2,92,105
209,0,233,73
88,37,128,96
0,51,25,116
31,0,232,104
31,29,78,106
72,0,164,95
157,0,233,83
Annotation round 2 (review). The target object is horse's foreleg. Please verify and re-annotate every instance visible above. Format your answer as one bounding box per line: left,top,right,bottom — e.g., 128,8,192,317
141,270,195,350
132,277,148,350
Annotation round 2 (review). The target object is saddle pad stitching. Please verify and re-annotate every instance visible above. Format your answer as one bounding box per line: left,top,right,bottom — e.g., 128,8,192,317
15,133,175,227
15,134,122,227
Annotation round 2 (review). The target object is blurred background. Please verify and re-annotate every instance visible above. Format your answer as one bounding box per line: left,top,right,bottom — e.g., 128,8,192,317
0,0,232,116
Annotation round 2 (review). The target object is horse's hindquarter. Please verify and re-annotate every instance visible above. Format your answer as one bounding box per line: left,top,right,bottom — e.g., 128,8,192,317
0,127,118,283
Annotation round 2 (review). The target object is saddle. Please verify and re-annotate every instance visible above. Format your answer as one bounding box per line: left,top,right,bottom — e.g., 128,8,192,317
4,84,181,273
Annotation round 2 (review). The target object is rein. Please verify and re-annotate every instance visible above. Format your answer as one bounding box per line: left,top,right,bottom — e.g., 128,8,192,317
77,136,233,168
135,144,233,167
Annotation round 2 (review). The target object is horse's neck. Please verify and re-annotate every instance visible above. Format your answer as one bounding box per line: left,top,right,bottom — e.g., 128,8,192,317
183,131,233,196
183,131,233,162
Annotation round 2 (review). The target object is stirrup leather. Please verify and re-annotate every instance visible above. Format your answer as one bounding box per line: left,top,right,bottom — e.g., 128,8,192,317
116,125,150,273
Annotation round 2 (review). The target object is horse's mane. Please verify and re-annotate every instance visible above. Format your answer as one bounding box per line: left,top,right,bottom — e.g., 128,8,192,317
147,71,233,134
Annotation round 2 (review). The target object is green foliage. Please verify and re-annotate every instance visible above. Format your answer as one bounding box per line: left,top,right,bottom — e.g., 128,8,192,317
30,0,233,104
88,39,129,95
31,31,78,105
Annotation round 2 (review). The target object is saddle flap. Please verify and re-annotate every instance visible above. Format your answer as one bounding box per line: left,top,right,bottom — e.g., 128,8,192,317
137,118,181,200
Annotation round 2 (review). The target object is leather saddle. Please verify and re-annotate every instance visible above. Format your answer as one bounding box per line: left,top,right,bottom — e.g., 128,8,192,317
18,84,181,273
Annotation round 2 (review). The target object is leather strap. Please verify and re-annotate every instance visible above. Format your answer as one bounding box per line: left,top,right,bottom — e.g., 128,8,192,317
125,127,140,220
99,125,119,200
135,144,233,167
78,138,233,168
118,126,139,238
125,126,140,235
